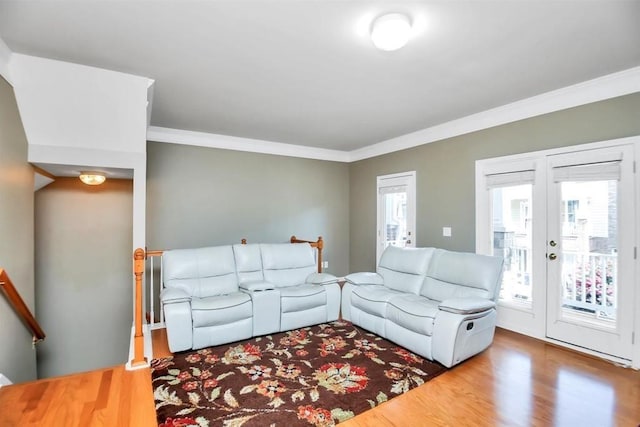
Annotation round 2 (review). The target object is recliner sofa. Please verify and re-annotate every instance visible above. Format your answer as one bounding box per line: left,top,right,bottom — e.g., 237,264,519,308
341,246,503,367
161,242,340,352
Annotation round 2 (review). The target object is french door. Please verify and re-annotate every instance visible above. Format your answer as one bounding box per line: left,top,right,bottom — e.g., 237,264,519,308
477,141,636,362
546,146,635,359
376,171,416,263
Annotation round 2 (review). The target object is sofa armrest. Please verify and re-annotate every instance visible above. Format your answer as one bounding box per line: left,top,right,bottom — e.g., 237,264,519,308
161,290,193,352
306,272,338,285
438,298,495,315
344,272,383,286
432,309,497,368
161,288,191,304
239,281,276,292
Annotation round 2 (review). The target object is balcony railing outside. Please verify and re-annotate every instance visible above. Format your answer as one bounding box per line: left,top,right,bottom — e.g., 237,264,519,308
562,252,617,319
499,246,617,321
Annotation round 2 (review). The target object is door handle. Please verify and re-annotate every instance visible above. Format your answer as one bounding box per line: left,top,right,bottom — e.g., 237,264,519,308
549,240,557,247
548,253,557,260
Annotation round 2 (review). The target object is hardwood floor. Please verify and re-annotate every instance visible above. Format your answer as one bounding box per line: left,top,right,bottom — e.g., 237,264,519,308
1,328,639,426
342,329,640,427
0,364,156,426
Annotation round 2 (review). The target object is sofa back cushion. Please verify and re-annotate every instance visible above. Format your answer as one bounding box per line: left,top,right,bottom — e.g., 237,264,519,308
261,243,316,287
420,249,504,301
377,246,435,294
233,244,264,284
163,245,239,298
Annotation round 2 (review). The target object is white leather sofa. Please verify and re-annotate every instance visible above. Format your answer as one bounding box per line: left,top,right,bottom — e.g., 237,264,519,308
342,246,503,367
161,242,340,352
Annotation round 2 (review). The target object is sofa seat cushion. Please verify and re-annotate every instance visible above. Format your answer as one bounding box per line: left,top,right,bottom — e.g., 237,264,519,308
191,292,252,328
386,295,438,336
351,285,404,317
280,284,326,313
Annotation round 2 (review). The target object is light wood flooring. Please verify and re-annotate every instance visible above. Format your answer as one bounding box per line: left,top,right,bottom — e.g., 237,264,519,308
1,328,639,426
0,363,155,426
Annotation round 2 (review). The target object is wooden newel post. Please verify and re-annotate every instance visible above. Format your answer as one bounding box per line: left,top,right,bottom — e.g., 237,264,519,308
317,236,323,273
131,248,147,367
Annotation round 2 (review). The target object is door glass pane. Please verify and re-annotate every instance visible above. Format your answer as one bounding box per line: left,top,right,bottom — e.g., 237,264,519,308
491,184,533,306
560,180,617,324
383,191,407,249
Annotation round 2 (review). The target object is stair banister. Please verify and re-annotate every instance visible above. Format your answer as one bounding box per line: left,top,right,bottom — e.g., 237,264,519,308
0,268,46,343
130,248,147,367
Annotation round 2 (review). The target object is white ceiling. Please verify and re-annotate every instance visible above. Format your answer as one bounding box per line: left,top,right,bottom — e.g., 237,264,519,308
0,1,639,153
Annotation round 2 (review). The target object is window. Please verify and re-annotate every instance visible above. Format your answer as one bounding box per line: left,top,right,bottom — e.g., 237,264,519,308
376,172,416,263
491,184,533,304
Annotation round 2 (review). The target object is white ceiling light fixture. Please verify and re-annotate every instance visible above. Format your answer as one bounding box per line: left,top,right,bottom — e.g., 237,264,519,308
371,13,412,51
79,172,106,186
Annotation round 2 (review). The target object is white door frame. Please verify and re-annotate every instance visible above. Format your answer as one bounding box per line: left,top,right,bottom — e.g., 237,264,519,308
476,136,640,369
475,155,548,339
545,145,635,360
376,171,416,263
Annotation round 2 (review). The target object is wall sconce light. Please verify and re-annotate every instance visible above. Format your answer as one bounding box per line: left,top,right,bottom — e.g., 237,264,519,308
371,13,412,51
79,172,106,186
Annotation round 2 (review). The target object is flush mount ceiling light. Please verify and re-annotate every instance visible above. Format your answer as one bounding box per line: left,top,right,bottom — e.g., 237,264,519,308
371,13,412,51
79,172,106,186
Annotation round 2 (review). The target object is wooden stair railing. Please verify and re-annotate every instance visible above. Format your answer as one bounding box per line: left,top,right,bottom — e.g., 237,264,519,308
130,248,147,367
0,268,46,344
129,237,323,365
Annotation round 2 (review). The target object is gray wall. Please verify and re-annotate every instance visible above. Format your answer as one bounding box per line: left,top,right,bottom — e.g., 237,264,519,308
35,178,133,378
349,93,640,272
147,142,350,276
0,76,37,383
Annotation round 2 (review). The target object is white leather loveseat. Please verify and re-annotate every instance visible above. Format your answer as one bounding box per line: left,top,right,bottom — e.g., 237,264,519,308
161,242,340,352
341,246,503,367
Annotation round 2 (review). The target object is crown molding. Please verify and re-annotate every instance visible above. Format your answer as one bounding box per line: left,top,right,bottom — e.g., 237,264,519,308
349,66,640,162
147,67,640,163
147,126,351,163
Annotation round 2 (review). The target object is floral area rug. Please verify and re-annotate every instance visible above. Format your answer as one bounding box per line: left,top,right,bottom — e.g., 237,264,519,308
151,320,446,427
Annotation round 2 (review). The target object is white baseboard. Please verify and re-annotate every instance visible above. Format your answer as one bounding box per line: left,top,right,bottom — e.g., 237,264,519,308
125,324,153,371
